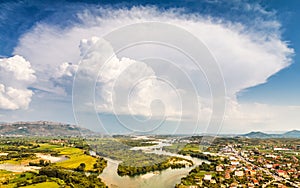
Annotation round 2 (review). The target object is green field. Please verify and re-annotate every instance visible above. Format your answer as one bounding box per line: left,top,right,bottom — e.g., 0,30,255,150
0,139,107,188
23,182,59,188
181,143,201,152
35,144,97,171
0,169,13,176
55,149,97,170
163,143,201,154
0,170,15,185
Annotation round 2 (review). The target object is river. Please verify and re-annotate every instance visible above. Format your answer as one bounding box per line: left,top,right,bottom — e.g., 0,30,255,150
98,139,205,188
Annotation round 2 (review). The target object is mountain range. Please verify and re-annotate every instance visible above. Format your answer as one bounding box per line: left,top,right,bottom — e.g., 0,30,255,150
0,121,97,136
0,121,299,138
241,130,300,138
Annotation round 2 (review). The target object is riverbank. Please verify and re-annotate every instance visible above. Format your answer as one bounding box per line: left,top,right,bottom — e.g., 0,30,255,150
97,138,206,188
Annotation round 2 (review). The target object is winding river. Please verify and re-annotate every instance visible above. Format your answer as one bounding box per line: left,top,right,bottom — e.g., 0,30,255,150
98,140,205,188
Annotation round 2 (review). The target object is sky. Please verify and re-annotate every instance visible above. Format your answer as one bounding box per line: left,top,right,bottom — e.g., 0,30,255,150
0,0,299,134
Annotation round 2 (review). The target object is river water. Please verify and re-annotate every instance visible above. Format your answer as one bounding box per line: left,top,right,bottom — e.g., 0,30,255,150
98,139,205,188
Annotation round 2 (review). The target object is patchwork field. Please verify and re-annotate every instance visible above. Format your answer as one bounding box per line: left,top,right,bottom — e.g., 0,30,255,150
0,138,107,188
36,144,97,170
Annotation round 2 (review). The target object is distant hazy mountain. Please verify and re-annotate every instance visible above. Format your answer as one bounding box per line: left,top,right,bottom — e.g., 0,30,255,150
242,131,271,138
241,130,300,138
282,130,300,138
0,121,97,136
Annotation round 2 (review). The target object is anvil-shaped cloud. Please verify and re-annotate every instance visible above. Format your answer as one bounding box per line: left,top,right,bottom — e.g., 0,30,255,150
1,6,297,133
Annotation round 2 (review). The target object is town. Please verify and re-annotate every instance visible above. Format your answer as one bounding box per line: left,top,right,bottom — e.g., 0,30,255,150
174,137,300,188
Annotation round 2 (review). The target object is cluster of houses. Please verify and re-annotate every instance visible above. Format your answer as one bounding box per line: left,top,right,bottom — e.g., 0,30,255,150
239,147,300,179
179,142,300,188
184,151,270,187
201,145,299,187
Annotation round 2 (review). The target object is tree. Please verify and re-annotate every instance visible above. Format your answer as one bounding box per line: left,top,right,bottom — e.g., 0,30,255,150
39,159,45,166
76,163,86,172
32,175,47,184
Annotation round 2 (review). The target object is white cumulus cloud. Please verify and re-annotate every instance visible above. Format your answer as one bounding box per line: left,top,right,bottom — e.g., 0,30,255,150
0,55,36,110
76,37,183,120
0,84,33,110
55,62,78,78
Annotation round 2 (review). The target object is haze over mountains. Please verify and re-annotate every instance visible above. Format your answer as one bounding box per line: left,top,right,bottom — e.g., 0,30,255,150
0,121,299,138
0,121,96,136
241,130,300,138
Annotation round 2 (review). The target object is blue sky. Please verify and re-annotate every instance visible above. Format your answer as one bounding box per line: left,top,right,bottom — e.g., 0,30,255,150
238,0,300,105
0,0,299,134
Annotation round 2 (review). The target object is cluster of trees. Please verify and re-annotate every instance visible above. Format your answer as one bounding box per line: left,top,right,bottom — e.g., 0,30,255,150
91,139,175,168
179,151,230,165
118,139,157,147
193,162,215,172
0,140,33,147
117,157,189,177
118,162,165,176
0,141,59,157
0,152,35,161
29,159,51,167
2,172,48,187
92,158,107,173
5,167,107,188
162,143,186,153
39,167,107,188
16,175,47,187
